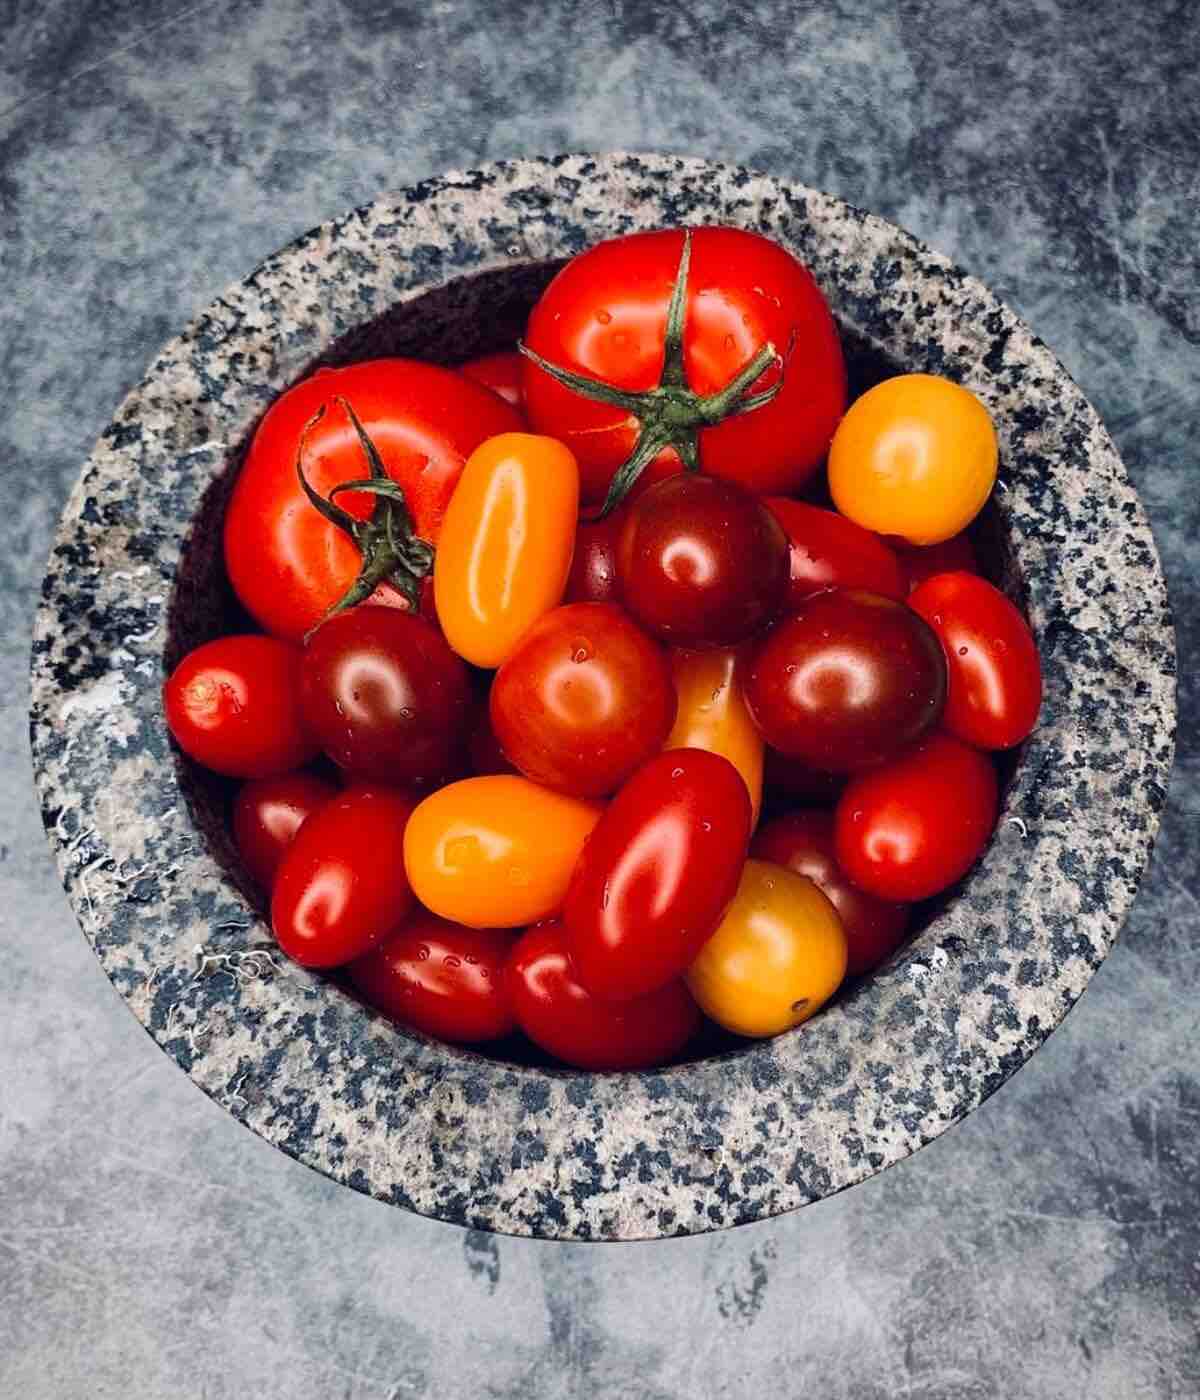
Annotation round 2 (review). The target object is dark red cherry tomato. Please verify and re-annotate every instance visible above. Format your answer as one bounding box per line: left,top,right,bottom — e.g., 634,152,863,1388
271,786,416,967
834,733,998,901
617,475,789,648
564,748,752,1000
505,921,701,1070
763,748,847,806
753,810,909,977
746,590,947,771
232,771,337,892
348,914,515,1043
564,508,625,605
300,606,471,786
764,498,905,608
893,531,978,593
164,635,318,779
908,572,1042,750
490,603,676,798
458,350,526,412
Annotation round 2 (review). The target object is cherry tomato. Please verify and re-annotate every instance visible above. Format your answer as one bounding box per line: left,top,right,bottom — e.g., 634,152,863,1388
893,531,978,593
163,635,318,779
834,733,999,901
564,749,752,1001
746,590,947,771
232,771,337,892
458,350,525,412
617,475,789,648
752,811,908,977
665,646,763,823
762,748,846,806
490,603,676,798
224,361,522,642
434,433,579,668
764,498,905,608
564,508,625,605
348,915,515,1043
271,786,416,967
299,606,471,786
523,227,846,507
404,775,601,928
506,922,700,1070
686,860,847,1037
828,374,998,545
908,572,1042,750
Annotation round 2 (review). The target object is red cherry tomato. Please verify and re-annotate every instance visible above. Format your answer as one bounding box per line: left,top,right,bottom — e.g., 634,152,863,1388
348,915,515,1043
908,572,1042,750
271,786,416,967
232,771,337,892
893,532,978,593
505,921,700,1070
458,350,526,412
746,590,947,771
834,733,999,901
764,498,905,608
564,748,752,1000
490,602,676,798
299,606,471,787
163,635,318,779
753,810,909,977
564,509,625,605
617,475,789,648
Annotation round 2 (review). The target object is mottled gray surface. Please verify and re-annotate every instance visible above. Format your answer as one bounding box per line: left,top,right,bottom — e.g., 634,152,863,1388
3,0,1198,1393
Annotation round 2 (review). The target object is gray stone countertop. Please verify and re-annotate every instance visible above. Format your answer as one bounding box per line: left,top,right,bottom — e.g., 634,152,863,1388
2,2,1197,1396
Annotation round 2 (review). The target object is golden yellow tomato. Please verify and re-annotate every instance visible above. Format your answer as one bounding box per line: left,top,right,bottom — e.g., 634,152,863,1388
434,433,579,667
664,646,763,824
827,374,998,546
403,775,601,928
686,859,847,1037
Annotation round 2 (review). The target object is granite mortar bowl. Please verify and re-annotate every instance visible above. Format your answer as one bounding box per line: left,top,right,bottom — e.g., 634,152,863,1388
30,154,1175,1241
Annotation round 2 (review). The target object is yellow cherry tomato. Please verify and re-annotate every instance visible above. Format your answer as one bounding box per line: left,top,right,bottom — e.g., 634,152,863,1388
664,646,763,824
687,859,847,1037
827,373,998,546
403,775,601,928
434,432,579,667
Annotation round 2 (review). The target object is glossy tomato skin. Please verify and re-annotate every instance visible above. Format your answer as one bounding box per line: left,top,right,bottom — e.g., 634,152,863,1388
490,603,676,798
506,922,701,1071
753,810,908,977
564,749,752,1001
564,509,625,605
834,733,999,901
746,590,947,771
232,771,337,892
434,433,579,668
617,475,789,648
764,498,905,608
299,606,471,786
163,635,318,779
893,531,978,593
224,361,522,642
908,572,1042,750
665,646,763,823
523,227,846,504
348,915,515,1043
271,786,416,967
458,350,525,412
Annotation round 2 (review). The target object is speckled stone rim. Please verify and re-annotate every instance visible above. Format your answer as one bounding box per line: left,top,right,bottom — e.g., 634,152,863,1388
30,154,1175,1241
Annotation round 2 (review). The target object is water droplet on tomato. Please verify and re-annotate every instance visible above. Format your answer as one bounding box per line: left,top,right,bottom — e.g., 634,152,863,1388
444,954,462,969
701,821,711,832
994,639,1007,653
400,707,414,720
464,954,478,965
571,639,592,663
671,767,684,778
958,646,969,656
596,308,612,324
416,944,431,961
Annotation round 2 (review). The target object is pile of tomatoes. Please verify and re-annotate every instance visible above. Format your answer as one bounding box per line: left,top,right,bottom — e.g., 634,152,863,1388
163,226,1041,1071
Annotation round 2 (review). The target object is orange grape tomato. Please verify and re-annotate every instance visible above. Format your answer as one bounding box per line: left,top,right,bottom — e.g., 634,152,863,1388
828,374,998,546
433,432,579,668
403,775,601,928
664,646,763,823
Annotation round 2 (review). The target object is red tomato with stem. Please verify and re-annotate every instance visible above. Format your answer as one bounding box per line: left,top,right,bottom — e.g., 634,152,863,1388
349,915,515,1043
564,748,752,1000
163,635,318,779
764,498,905,607
753,810,909,977
893,532,978,593
834,733,999,901
506,922,700,1070
271,786,416,967
232,771,337,892
458,350,526,412
908,572,1042,750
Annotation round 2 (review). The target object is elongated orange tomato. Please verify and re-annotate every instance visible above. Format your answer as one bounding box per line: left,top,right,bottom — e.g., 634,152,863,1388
403,775,601,928
664,647,763,823
434,433,579,668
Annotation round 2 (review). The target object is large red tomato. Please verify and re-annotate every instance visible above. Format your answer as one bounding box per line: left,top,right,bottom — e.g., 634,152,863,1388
522,227,846,509
224,360,521,642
